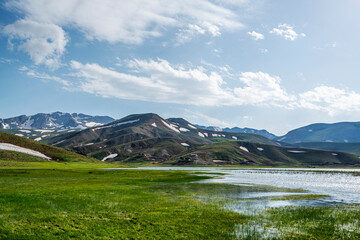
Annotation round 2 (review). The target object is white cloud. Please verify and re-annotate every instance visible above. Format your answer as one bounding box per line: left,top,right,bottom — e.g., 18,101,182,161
3,19,68,69
70,58,235,106
183,110,232,127
270,24,305,41
298,86,360,115
67,58,295,108
18,66,28,71
5,0,243,45
260,48,268,54
40,56,360,116
234,72,294,107
247,31,264,40
26,69,71,86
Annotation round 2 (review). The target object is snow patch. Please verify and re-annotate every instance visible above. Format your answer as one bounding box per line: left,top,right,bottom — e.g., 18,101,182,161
188,124,197,129
331,153,338,156
161,120,180,133
179,127,189,132
288,150,306,153
308,129,313,132
102,153,118,161
203,132,208,137
151,122,157,127
257,147,264,151
85,143,94,146
34,137,42,141
181,143,190,147
0,143,51,160
232,136,237,140
34,129,54,133
198,132,205,138
19,130,31,133
15,134,24,137
85,121,102,127
239,146,249,152
53,140,65,146
93,119,140,131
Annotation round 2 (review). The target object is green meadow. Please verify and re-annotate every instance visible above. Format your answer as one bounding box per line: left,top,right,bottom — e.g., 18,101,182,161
0,167,359,239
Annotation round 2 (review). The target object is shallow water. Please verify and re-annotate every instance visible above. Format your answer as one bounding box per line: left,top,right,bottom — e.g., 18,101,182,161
112,167,360,209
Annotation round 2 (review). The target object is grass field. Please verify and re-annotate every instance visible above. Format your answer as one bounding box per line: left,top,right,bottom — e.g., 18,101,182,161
0,167,360,239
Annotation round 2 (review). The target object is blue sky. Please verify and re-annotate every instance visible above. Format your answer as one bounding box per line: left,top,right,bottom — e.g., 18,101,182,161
1,0,360,135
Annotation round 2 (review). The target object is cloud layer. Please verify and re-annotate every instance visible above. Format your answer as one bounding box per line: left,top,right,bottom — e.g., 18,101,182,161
5,0,243,44
26,57,354,116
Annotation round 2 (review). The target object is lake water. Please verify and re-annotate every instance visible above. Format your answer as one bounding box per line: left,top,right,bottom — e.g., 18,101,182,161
112,167,360,211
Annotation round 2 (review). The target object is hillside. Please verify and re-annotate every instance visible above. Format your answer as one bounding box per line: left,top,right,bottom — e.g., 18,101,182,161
0,132,100,164
276,122,360,143
292,142,360,156
88,139,360,167
46,113,276,158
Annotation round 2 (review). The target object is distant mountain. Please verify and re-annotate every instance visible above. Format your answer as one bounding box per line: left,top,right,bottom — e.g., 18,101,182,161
195,125,277,139
0,112,114,130
292,142,360,156
275,122,360,143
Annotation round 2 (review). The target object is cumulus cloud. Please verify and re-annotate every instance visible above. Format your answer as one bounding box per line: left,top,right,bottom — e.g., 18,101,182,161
247,31,264,40
70,58,235,106
5,0,243,45
298,86,360,115
270,24,305,41
234,72,294,107
22,56,359,116
3,19,68,69
67,58,295,108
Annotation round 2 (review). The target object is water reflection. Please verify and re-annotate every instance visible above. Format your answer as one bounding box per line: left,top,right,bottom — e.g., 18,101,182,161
111,167,360,211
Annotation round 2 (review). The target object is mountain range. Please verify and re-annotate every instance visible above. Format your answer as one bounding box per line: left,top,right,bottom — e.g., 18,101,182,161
2,111,360,165
37,113,359,167
0,112,114,130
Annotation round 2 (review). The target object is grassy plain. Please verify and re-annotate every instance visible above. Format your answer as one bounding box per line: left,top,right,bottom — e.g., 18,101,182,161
0,167,360,239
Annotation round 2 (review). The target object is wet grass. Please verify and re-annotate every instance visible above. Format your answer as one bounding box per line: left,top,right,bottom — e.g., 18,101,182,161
239,204,360,239
0,168,247,239
0,167,360,239
266,194,329,201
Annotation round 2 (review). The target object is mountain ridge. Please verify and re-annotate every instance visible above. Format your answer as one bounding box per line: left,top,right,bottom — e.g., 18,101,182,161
194,125,277,139
0,112,114,130
275,121,360,143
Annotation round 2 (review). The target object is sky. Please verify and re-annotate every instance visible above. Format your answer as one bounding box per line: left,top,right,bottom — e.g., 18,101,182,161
1,0,360,135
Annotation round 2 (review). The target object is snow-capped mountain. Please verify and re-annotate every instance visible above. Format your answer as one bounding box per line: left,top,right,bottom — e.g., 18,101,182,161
0,112,115,130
